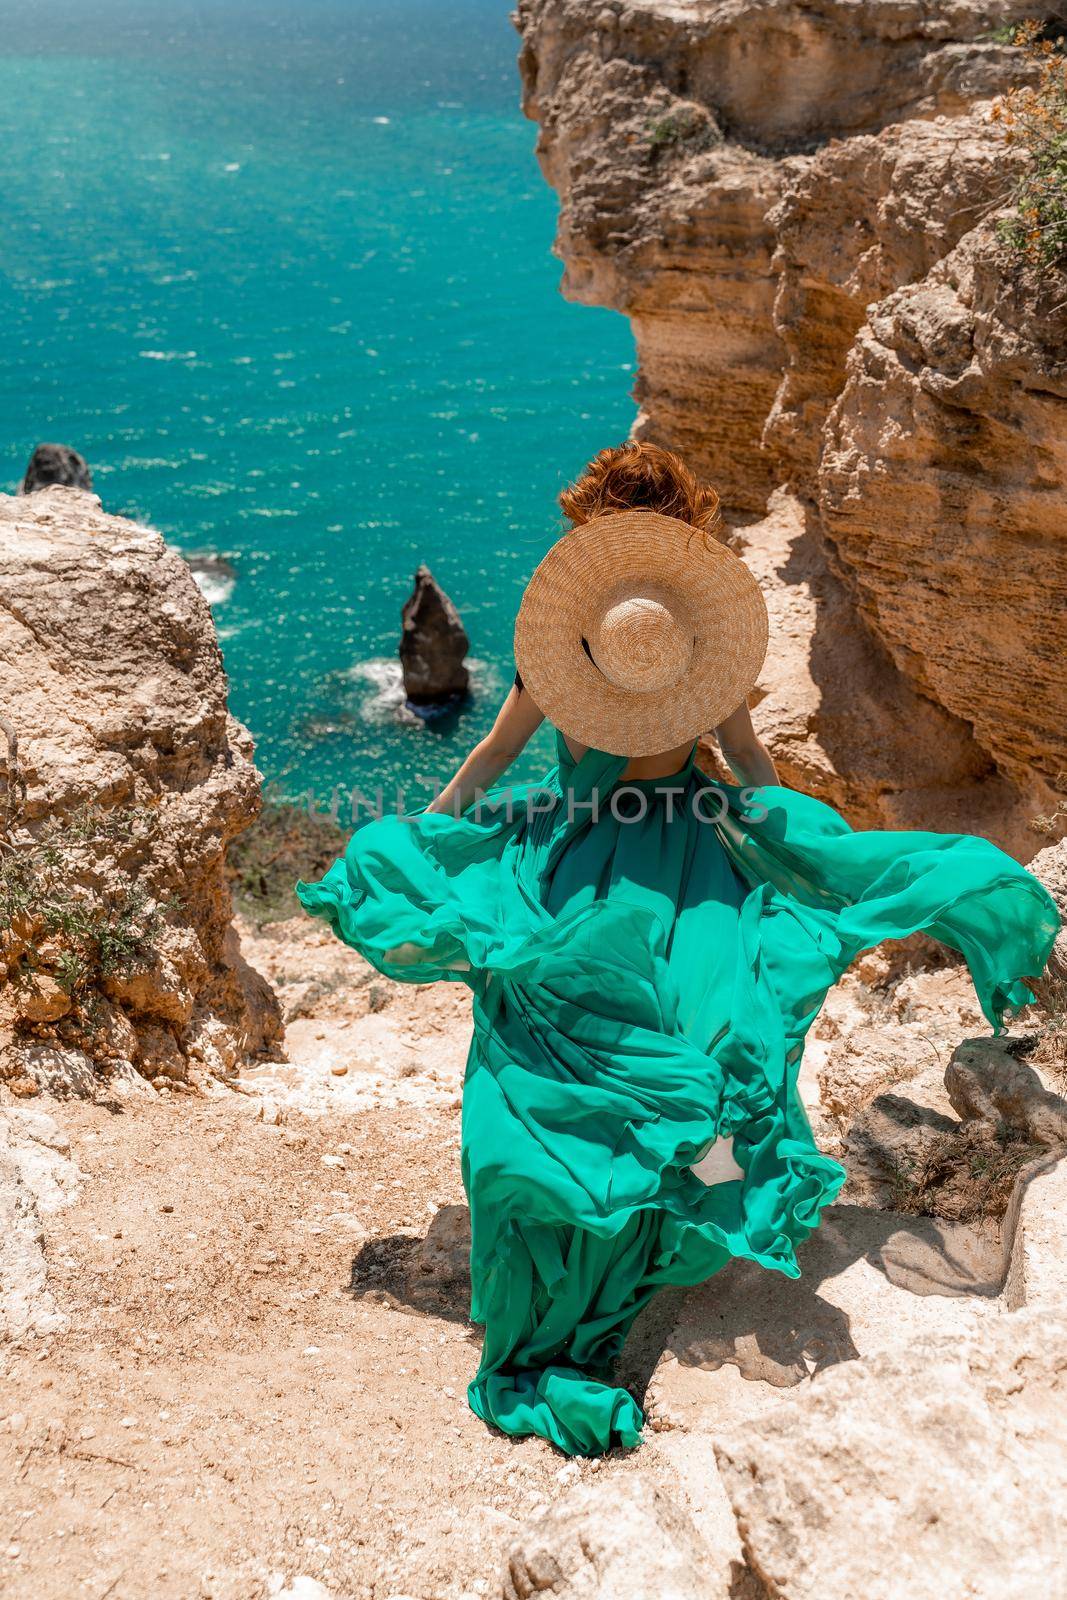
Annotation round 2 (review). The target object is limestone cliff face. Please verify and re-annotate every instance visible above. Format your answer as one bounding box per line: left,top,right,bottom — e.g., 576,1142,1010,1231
516,0,1030,508
820,224,1067,795
517,13,785,510
515,0,1066,841
0,488,281,1093
765,111,1021,489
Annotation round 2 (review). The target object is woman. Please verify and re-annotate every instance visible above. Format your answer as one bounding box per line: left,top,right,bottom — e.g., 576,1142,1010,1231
297,442,1059,1458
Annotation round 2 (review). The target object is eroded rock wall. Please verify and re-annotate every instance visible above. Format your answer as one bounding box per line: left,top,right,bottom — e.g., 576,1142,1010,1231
0,488,281,1092
516,0,1066,837
520,34,785,509
516,0,1032,507
716,489,1023,839
820,225,1067,794
765,110,1022,487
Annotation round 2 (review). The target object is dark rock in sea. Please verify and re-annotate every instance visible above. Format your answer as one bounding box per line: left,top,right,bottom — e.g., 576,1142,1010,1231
399,564,470,710
20,443,93,495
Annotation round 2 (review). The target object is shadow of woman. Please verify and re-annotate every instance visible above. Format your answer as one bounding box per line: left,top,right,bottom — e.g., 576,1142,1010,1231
346,1124,1008,1417
618,1190,1006,1409
347,1202,474,1330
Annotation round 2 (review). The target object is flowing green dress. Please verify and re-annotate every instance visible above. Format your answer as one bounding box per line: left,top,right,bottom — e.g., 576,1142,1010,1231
295,729,1059,1457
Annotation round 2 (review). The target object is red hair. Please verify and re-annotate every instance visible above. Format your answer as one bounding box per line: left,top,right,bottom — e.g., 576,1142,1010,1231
559,441,722,535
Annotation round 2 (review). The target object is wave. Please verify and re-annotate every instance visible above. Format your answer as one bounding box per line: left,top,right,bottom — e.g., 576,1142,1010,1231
347,658,420,727
185,553,237,607
347,655,497,728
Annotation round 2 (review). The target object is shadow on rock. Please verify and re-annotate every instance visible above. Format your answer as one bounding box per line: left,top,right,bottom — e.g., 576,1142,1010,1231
662,1199,1005,1394
347,1202,473,1326
345,1183,1008,1411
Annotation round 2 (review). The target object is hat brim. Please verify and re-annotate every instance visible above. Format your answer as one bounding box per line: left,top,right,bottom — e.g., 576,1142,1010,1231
514,510,768,757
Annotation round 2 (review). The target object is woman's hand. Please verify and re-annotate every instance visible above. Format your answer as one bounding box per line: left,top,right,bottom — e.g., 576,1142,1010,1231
713,701,780,788
426,679,545,816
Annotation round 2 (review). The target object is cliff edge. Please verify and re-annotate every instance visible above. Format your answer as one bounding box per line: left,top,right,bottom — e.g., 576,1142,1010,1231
0,487,281,1096
515,0,1067,844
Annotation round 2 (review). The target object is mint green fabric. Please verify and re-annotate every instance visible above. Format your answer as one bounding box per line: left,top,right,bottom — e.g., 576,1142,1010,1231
295,730,1059,1457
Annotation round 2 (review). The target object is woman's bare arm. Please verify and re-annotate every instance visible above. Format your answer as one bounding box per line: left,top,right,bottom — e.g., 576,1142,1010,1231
426,680,545,815
713,701,779,787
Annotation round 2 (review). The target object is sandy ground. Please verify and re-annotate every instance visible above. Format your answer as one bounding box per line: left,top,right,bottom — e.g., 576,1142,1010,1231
0,920,690,1600
3,911,1045,1598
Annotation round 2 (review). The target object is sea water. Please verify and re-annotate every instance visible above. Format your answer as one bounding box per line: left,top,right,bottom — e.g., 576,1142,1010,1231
0,0,634,806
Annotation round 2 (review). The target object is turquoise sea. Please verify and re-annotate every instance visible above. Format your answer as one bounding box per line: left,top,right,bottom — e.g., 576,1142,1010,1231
0,0,634,807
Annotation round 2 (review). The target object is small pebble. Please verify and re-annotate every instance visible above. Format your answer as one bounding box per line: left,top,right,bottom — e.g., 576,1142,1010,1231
330,1065,348,1077
120,1416,137,1428
161,1204,174,1214
79,1426,96,1440
320,1155,345,1169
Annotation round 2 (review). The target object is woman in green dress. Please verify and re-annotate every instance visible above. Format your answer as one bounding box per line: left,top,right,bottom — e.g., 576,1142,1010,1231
296,442,1059,1458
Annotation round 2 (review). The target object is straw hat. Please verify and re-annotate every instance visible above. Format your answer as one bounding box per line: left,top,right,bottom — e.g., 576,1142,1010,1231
514,510,768,757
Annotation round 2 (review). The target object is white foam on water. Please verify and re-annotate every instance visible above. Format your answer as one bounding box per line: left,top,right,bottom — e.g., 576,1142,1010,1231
192,569,236,608
348,656,498,728
120,455,182,471
348,658,419,726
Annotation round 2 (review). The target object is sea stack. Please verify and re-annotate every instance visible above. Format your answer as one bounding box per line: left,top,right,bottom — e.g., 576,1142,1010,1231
399,564,470,710
20,442,93,495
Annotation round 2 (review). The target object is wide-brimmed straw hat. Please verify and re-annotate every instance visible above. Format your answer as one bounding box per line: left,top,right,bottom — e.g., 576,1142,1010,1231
514,510,768,757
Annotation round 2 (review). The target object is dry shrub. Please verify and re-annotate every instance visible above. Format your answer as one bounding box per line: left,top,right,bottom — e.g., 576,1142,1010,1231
888,1120,1045,1224
992,20,1067,266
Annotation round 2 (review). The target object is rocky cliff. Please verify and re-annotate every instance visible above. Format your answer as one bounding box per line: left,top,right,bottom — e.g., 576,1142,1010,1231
515,0,1067,844
0,494,1063,1596
0,488,281,1095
